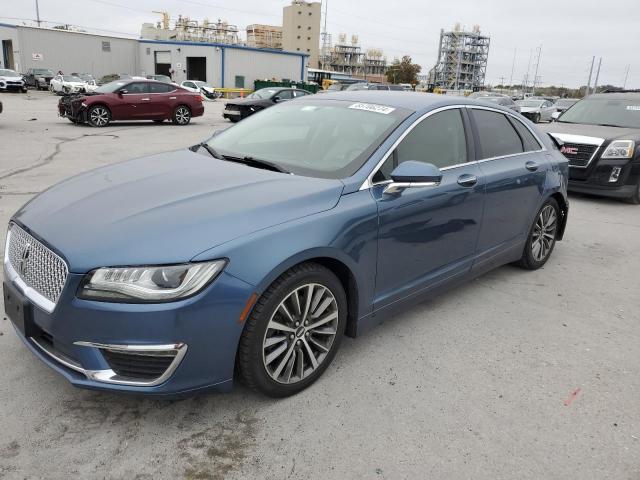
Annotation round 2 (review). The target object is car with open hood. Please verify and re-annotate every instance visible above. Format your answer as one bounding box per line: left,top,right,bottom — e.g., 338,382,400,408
180,80,220,100
4,91,568,397
222,87,311,122
58,79,204,126
541,91,640,203
0,68,27,92
516,98,556,123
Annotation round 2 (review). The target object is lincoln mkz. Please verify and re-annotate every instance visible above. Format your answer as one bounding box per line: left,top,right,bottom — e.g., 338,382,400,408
3,92,569,397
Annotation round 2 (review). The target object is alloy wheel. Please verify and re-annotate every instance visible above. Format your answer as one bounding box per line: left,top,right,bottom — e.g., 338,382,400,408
262,283,339,384
175,107,190,124
89,107,109,126
531,204,557,262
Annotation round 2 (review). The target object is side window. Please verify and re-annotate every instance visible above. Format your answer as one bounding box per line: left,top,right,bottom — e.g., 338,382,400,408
183,82,195,88
276,90,293,100
372,109,467,183
149,83,172,93
509,117,542,152
293,90,307,97
471,109,523,159
125,82,149,94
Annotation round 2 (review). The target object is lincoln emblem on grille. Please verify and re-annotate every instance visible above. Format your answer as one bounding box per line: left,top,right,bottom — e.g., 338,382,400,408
19,242,31,276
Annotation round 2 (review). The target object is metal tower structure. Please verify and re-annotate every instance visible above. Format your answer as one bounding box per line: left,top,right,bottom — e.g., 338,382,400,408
428,24,490,92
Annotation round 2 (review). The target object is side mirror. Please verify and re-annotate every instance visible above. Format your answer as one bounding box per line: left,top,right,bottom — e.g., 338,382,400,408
118,90,127,96
272,95,280,103
384,161,442,194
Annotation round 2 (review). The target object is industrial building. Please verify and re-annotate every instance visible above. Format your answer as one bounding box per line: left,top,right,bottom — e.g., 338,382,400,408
282,0,321,69
428,24,490,92
246,24,283,50
320,33,388,83
0,23,308,89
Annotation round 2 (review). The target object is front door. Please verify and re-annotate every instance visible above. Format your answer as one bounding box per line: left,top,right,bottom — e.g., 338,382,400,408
372,108,485,308
113,82,152,119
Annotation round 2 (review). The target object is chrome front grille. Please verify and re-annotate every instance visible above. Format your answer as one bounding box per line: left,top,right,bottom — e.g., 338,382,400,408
560,143,599,167
6,224,68,306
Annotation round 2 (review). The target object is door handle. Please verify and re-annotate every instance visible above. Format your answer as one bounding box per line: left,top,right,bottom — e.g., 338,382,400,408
525,161,539,171
141,98,150,101
457,174,477,187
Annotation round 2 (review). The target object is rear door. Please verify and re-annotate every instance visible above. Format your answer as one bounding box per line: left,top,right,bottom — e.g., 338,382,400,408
469,107,547,264
372,107,485,308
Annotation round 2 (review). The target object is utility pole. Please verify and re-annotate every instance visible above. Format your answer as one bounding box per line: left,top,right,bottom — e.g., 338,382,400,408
35,0,41,27
586,56,595,97
500,76,505,87
509,48,516,90
320,0,328,70
532,45,542,96
525,48,533,93
592,57,602,94
623,64,630,89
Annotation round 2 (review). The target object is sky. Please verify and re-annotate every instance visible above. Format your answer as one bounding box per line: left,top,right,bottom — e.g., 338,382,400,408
4,0,639,88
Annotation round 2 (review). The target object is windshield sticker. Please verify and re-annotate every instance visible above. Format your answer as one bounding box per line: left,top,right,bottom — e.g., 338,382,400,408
349,103,396,114
626,105,640,111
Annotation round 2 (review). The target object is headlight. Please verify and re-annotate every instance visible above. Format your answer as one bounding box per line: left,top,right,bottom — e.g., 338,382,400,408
78,260,227,302
81,102,87,107
601,140,635,159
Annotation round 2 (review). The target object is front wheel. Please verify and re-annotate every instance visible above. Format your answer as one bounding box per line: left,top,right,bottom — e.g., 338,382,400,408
516,198,560,270
87,105,111,127
533,113,541,123
625,182,640,205
172,105,191,125
238,263,346,397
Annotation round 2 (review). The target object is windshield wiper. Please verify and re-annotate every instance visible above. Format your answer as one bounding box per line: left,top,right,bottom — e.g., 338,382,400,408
594,123,625,128
222,155,290,174
192,142,225,159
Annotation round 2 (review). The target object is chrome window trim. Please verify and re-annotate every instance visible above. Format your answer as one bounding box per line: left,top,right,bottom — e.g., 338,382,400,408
546,132,604,169
360,104,547,190
3,228,61,314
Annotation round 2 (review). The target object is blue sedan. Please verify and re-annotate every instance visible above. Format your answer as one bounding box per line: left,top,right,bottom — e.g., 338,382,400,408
3,92,569,397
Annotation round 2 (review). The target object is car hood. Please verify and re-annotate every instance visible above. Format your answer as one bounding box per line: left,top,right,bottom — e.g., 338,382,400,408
13,150,344,272
539,122,640,141
227,97,269,106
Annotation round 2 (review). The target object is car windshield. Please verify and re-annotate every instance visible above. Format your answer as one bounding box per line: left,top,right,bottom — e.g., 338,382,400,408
206,99,409,179
558,96,640,128
63,75,82,82
34,69,53,75
247,88,280,99
94,80,128,93
0,69,18,76
327,83,343,91
517,100,544,107
555,99,578,107
484,97,507,104
193,81,210,87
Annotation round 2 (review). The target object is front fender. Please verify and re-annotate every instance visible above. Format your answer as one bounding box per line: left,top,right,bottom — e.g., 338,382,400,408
192,189,379,321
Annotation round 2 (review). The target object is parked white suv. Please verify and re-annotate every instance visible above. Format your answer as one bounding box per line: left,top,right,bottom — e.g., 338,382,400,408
0,69,27,93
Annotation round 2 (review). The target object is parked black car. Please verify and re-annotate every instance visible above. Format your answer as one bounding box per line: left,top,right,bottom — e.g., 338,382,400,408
24,68,55,90
345,83,403,91
222,87,310,122
541,91,640,204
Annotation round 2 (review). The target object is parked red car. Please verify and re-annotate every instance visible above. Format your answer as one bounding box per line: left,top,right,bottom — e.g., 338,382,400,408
58,79,204,127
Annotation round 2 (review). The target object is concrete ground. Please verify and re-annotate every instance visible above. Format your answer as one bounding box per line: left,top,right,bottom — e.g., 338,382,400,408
0,91,638,480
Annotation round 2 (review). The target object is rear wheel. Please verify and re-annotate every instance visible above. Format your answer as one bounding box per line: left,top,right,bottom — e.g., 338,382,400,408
533,113,541,123
87,105,111,127
516,198,560,270
238,263,346,397
172,105,191,125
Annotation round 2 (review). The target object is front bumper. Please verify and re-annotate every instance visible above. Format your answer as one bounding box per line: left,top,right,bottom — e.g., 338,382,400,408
568,181,637,198
568,159,640,199
5,270,255,396
0,81,25,91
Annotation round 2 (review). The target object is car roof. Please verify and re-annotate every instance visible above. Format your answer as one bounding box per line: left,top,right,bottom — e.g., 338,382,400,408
590,92,640,100
314,91,506,113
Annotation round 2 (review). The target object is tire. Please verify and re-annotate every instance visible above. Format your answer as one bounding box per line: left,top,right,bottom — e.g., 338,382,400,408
624,182,640,205
87,105,111,127
172,105,191,125
516,198,560,270
238,263,347,397
533,113,541,123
